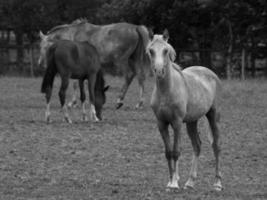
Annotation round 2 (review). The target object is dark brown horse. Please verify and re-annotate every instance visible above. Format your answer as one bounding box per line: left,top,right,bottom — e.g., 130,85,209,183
147,30,223,191
39,19,150,109
41,39,109,123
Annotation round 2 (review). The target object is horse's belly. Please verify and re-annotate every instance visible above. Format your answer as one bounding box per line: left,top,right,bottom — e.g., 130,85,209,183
184,98,214,122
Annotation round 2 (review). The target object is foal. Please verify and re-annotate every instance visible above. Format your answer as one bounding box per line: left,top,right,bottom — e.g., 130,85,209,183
41,40,109,123
147,31,222,191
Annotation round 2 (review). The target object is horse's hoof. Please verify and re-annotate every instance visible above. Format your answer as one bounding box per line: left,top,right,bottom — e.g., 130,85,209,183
165,187,171,192
116,102,123,109
183,184,195,190
94,117,100,122
166,181,179,191
213,183,223,191
46,116,52,124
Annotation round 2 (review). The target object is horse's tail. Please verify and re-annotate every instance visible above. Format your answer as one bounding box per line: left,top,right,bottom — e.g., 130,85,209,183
41,44,57,93
132,25,150,70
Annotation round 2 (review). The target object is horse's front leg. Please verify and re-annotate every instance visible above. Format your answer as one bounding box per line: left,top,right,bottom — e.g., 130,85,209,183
116,67,135,109
88,74,99,122
169,119,182,190
79,79,87,121
59,77,72,124
157,120,177,190
184,121,201,189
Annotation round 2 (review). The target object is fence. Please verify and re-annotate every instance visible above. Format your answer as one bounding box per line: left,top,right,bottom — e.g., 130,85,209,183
177,48,267,79
0,43,42,76
0,44,266,78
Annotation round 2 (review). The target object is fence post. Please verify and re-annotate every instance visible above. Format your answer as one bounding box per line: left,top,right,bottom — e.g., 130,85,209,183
30,46,34,77
226,47,232,80
241,48,245,80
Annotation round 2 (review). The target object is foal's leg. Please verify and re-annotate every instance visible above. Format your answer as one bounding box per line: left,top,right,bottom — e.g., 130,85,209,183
45,87,52,123
116,66,135,109
88,74,99,122
68,80,79,108
79,79,87,121
206,107,222,191
59,77,72,123
157,120,175,190
169,119,183,190
184,121,201,189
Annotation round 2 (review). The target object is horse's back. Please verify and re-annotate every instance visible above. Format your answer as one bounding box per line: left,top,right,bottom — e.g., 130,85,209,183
50,40,100,77
183,66,221,90
83,23,145,63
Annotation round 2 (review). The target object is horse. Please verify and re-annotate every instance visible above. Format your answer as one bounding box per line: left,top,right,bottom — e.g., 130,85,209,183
39,19,150,109
147,30,223,191
41,39,109,123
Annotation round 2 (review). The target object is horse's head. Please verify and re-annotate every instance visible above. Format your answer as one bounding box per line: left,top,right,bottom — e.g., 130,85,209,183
147,29,176,78
95,70,109,120
38,31,54,68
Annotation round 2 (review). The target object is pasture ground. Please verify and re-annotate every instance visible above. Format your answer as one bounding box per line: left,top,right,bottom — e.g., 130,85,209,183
0,76,266,200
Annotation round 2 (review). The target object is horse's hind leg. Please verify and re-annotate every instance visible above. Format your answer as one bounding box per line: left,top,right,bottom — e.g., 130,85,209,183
45,87,52,123
59,77,72,124
135,69,145,109
184,121,201,189
116,63,135,109
206,107,222,191
79,79,87,121
67,81,79,108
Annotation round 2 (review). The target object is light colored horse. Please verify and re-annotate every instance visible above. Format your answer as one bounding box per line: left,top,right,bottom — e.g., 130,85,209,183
147,30,223,191
39,19,150,109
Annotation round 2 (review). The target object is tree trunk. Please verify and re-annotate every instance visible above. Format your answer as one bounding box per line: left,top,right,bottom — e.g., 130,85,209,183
226,19,234,80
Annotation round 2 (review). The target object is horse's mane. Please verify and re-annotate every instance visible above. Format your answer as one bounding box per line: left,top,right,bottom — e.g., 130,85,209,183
71,18,88,25
47,24,70,34
172,63,182,72
47,18,88,34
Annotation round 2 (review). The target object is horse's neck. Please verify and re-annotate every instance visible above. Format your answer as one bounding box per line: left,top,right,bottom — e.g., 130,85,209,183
156,63,176,94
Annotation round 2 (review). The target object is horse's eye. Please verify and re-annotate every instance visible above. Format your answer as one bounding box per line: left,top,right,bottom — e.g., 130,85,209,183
163,48,168,55
149,49,155,56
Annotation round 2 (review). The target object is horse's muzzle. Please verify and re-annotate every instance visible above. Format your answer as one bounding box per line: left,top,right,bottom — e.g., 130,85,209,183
154,68,165,78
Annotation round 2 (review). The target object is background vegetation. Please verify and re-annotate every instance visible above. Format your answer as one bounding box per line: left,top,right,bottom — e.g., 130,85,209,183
0,0,266,77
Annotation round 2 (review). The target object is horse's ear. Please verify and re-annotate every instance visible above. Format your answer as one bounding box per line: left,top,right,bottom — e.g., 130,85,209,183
104,85,110,92
39,31,45,39
163,29,169,41
148,27,154,40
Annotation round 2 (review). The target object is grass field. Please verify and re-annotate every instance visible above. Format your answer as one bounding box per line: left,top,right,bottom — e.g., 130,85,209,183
0,76,266,200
